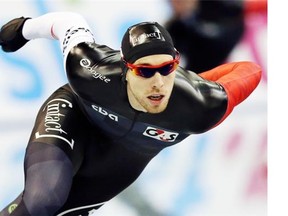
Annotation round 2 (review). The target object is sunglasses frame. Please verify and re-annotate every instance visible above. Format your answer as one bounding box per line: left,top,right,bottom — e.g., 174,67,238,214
122,51,180,78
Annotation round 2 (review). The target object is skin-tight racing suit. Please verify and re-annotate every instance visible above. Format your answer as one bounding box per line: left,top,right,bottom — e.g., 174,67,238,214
0,12,262,216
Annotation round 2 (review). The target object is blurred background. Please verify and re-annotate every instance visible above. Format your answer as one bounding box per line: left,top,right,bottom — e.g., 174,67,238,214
0,0,267,215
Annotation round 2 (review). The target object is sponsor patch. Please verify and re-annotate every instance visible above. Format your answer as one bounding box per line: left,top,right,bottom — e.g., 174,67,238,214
35,98,74,149
143,126,178,142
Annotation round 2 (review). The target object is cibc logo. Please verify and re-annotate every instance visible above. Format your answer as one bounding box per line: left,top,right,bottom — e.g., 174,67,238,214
92,105,118,122
143,126,179,142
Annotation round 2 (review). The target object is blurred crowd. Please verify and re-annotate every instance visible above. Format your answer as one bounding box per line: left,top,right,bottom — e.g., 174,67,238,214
165,0,267,73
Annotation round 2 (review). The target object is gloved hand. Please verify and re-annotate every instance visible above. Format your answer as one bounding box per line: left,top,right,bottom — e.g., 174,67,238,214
0,17,31,52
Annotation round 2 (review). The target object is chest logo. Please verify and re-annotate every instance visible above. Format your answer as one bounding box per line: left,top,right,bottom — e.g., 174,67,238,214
92,105,119,122
143,126,179,142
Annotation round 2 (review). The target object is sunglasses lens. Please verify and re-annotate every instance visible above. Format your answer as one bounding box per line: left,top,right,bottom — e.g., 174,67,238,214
159,63,175,76
136,62,177,78
137,68,156,78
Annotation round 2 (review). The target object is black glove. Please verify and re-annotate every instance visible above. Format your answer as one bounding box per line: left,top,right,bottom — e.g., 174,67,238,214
0,17,31,52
